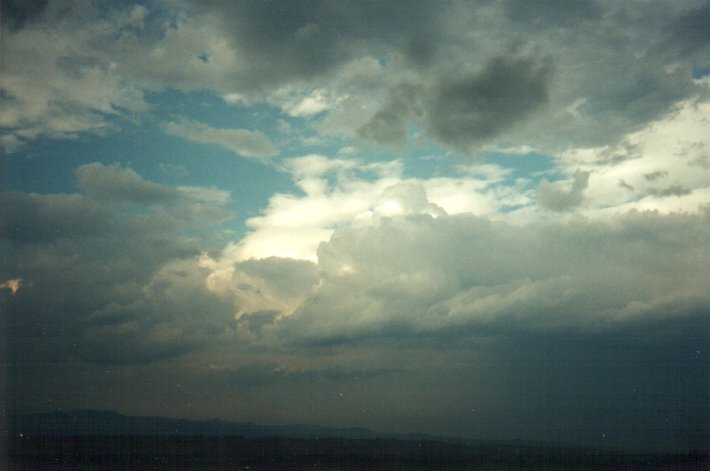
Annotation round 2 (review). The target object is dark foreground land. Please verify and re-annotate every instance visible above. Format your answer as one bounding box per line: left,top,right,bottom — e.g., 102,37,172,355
6,435,709,470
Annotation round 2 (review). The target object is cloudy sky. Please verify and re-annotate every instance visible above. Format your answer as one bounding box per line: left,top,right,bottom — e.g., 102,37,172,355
1,0,709,451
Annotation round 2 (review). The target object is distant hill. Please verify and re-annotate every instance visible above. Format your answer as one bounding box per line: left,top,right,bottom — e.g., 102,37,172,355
6,410,587,450
8,410,384,440
6,411,708,470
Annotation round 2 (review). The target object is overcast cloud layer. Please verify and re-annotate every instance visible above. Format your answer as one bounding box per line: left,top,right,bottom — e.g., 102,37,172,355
2,0,709,451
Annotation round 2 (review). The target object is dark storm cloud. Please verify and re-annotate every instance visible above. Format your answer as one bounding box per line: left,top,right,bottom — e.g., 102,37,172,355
0,0,49,30
504,0,602,27
1,164,233,366
594,71,690,128
666,0,710,55
3,0,708,154
192,0,446,89
0,191,112,243
357,52,553,151
79,328,198,365
167,0,708,153
78,261,235,365
209,363,396,387
472,321,709,450
504,0,603,27
426,53,553,152
186,0,708,152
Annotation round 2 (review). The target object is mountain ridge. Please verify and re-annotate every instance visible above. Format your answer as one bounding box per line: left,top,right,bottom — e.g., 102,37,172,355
7,410,708,470
8,409,457,442
8,409,598,451
9,409,708,455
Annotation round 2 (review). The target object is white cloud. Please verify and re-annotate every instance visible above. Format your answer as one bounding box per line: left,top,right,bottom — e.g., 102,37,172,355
177,186,231,205
200,255,319,324
219,154,515,263
191,92,709,331
373,182,446,218
0,2,153,152
272,208,710,343
285,154,358,180
558,99,710,216
222,93,250,106
192,201,710,346
272,88,347,118
161,118,278,159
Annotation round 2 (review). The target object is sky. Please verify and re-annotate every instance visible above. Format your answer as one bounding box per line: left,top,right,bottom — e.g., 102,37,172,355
1,0,709,452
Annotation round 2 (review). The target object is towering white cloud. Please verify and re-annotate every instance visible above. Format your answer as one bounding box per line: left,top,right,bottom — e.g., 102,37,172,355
225,208,708,344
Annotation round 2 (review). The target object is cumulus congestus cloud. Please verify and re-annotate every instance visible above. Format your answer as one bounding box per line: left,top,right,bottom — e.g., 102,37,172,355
263,209,710,344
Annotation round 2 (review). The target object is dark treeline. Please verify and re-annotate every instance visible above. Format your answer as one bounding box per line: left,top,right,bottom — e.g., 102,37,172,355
7,435,708,470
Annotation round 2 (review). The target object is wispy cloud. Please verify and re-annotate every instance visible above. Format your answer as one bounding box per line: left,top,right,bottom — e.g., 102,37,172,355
161,118,278,159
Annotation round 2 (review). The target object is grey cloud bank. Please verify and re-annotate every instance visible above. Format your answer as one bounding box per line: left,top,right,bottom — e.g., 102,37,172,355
2,0,708,153
4,165,708,448
2,164,234,365
271,209,709,342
